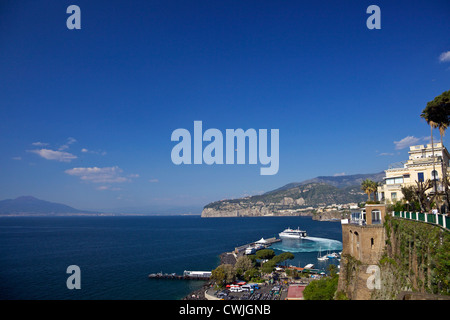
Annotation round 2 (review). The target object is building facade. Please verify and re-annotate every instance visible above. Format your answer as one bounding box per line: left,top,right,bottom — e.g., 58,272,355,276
339,204,387,299
377,142,450,203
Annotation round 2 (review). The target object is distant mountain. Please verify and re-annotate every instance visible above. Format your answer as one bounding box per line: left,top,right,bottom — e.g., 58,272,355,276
269,172,385,193
0,196,98,215
202,172,385,217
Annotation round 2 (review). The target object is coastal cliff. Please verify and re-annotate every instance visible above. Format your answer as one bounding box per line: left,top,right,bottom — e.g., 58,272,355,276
201,172,383,218
201,197,313,218
202,173,384,219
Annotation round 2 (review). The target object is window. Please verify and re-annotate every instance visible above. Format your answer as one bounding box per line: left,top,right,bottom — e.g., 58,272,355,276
386,177,403,184
394,177,403,184
391,192,397,201
432,170,438,180
418,172,424,182
372,210,381,224
351,212,360,221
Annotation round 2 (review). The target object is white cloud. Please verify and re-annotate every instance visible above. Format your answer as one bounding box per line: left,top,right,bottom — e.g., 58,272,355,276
29,148,77,162
96,185,122,191
80,148,107,156
65,166,137,184
31,142,49,147
439,51,450,63
378,152,394,156
12,156,22,160
394,136,432,150
59,137,77,151
149,178,159,183
394,136,422,150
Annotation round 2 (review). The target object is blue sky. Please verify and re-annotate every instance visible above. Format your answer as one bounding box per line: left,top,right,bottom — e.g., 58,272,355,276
1,0,449,212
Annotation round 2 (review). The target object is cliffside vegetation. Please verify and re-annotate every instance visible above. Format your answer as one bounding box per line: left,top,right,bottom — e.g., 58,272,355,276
375,215,450,298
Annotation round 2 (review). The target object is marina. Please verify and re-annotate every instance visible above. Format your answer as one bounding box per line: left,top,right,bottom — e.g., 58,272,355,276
149,230,341,287
149,236,282,281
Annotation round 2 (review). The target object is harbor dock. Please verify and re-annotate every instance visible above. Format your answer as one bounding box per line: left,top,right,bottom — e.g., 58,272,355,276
234,237,281,256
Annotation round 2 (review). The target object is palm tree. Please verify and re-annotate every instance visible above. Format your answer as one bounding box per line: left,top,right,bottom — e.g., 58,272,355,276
369,180,379,202
421,90,450,211
361,179,376,201
421,106,440,205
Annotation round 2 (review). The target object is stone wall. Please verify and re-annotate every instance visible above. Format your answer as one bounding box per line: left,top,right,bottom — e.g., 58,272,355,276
338,224,385,299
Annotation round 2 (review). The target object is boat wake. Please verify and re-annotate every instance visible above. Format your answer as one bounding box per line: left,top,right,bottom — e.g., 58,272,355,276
271,236,342,253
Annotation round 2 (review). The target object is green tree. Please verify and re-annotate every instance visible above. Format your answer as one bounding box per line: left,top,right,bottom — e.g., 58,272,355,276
370,180,379,202
211,264,235,287
415,179,434,212
303,275,339,300
255,249,275,260
273,252,295,265
421,90,450,210
400,186,421,211
244,268,261,282
361,179,377,201
327,264,338,276
261,260,276,274
234,255,254,277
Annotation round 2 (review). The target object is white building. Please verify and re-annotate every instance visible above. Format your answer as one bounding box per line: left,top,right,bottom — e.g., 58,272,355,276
378,142,450,203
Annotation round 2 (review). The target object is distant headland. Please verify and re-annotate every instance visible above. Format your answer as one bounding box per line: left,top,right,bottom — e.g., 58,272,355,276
201,172,385,218
0,196,103,216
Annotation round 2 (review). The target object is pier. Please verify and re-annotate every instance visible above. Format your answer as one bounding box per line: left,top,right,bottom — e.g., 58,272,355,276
234,237,281,257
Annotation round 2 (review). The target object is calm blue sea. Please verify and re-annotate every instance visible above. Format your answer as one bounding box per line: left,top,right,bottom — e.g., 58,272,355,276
0,215,342,300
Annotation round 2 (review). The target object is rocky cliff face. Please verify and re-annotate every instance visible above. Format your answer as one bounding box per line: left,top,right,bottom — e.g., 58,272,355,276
201,198,312,217
201,198,349,220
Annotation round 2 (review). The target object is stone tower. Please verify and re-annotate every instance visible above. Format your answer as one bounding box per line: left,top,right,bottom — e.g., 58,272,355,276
338,204,387,299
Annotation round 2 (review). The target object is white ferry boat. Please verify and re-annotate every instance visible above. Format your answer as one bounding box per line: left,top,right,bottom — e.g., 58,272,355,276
279,227,307,239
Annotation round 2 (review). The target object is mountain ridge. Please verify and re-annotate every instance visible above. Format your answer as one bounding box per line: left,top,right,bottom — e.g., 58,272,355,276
202,172,385,217
267,172,385,194
0,196,99,215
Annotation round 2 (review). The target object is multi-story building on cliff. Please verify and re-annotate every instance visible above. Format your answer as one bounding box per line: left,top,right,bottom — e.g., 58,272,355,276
377,142,450,203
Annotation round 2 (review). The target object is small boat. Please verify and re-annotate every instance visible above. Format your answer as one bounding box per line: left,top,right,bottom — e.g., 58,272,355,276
327,252,339,258
245,247,256,255
317,247,328,261
304,264,314,269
